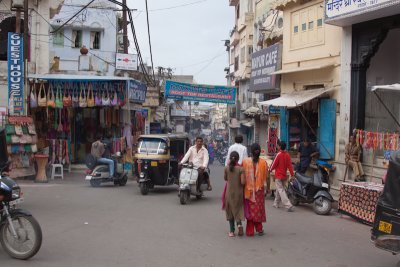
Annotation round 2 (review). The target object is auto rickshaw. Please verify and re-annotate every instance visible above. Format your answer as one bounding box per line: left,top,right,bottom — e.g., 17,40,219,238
371,151,400,254
134,134,190,195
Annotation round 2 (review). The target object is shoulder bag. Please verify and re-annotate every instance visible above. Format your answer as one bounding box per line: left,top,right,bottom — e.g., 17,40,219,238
72,83,80,108
79,83,88,108
87,83,95,107
38,82,47,107
47,83,56,108
102,90,110,106
30,83,38,108
63,82,72,107
55,83,63,109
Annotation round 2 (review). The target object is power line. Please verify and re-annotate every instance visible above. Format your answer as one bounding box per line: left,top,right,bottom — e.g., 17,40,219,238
145,0,156,82
194,48,226,75
144,0,208,12
177,52,226,68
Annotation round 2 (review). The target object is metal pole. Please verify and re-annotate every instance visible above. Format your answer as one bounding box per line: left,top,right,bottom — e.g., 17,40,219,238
24,0,28,61
122,0,128,53
15,9,21,33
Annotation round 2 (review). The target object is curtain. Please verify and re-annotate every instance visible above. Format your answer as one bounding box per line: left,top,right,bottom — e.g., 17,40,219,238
90,32,96,49
72,31,77,48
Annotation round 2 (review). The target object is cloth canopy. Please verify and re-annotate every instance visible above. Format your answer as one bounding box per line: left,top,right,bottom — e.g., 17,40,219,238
258,87,335,108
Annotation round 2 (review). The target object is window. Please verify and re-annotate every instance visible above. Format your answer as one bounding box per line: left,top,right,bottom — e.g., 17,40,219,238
234,56,239,71
240,47,245,63
308,21,314,30
294,26,298,33
72,30,82,48
302,23,306,31
277,17,283,29
53,30,64,47
317,18,323,27
90,31,101,49
248,46,253,57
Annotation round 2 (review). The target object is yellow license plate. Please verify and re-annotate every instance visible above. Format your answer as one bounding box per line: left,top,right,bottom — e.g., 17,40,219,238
379,220,392,234
151,161,158,167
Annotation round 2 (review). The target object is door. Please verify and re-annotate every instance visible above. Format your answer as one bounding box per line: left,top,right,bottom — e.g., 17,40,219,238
319,99,336,159
279,107,289,146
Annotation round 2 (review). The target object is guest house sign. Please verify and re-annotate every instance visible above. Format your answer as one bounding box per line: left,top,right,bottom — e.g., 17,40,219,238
325,0,393,19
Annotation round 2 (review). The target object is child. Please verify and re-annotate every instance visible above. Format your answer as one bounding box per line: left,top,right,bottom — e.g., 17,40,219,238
224,151,245,237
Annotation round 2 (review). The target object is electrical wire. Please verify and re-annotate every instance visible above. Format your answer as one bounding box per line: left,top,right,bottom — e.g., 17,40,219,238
145,0,156,82
177,52,226,68
194,47,226,75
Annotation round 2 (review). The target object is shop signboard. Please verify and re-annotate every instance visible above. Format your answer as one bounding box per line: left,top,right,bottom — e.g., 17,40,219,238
165,80,236,105
7,33,24,115
325,0,393,20
249,43,281,92
115,53,138,71
128,80,147,103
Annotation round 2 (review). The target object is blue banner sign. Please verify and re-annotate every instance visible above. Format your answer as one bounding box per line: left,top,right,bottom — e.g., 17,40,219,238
7,33,24,115
128,80,147,103
164,80,237,105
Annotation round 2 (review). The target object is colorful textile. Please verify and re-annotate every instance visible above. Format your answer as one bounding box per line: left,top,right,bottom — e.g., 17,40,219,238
244,190,266,222
243,157,268,202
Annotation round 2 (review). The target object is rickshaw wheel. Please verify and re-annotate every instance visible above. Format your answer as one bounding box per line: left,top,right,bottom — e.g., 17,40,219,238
140,182,149,195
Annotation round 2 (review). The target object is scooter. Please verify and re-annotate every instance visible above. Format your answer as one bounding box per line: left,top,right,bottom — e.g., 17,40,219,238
178,163,209,205
85,153,128,187
286,160,335,215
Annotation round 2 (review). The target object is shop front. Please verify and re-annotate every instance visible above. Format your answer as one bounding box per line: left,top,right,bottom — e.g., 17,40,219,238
28,74,147,166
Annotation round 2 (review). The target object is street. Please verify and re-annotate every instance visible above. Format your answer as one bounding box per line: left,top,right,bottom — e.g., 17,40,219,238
0,164,398,267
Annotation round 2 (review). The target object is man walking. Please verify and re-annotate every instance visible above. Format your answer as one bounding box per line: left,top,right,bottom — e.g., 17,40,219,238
225,135,248,166
269,141,294,212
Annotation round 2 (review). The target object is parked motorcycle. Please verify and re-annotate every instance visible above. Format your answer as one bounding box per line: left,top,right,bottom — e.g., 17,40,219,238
286,160,335,215
0,161,42,259
178,163,209,205
85,153,128,187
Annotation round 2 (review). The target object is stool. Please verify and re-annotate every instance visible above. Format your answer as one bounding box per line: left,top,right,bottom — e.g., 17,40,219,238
51,164,64,180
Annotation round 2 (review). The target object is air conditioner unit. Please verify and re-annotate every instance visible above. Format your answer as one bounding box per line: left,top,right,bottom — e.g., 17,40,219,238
11,0,24,9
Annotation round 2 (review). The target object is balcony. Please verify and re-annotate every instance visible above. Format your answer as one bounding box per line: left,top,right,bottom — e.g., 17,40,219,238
229,0,239,6
238,12,254,32
230,30,239,47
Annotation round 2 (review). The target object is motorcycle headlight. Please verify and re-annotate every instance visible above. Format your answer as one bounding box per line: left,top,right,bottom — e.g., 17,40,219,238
12,189,20,199
139,172,145,178
144,165,148,170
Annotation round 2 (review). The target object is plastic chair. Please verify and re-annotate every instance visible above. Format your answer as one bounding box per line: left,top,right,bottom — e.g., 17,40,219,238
51,164,64,180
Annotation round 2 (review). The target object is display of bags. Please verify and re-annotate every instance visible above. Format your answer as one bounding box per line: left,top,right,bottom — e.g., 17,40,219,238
63,83,72,107
30,83,38,108
87,84,95,107
38,82,47,107
47,83,56,108
110,90,118,106
79,84,88,108
55,84,63,109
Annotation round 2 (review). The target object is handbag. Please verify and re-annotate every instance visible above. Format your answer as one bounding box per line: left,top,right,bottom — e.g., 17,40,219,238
110,89,118,106
102,90,110,106
95,88,102,106
11,135,20,143
72,84,79,108
55,84,63,108
79,84,88,108
118,84,126,107
87,84,95,107
31,144,38,153
15,124,23,135
47,83,56,108
57,109,63,132
28,124,36,135
63,83,72,107
30,83,38,108
5,124,16,135
38,82,47,107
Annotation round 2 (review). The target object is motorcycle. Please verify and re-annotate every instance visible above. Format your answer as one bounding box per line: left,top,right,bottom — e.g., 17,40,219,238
85,153,128,187
0,161,42,259
215,146,228,165
178,163,209,205
286,160,335,215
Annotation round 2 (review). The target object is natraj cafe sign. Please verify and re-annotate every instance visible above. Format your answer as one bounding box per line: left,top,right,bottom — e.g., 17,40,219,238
7,33,24,115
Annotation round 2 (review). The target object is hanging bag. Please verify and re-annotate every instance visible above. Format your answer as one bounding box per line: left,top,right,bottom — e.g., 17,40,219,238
102,89,110,106
87,83,95,107
47,83,56,108
57,108,63,132
110,88,118,106
79,83,88,108
30,83,38,108
55,83,63,108
118,83,126,107
38,82,47,107
63,82,72,107
95,84,102,106
72,83,80,108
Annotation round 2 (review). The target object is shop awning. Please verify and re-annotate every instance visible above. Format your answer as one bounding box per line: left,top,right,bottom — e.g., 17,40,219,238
243,106,262,116
258,87,335,108
271,63,336,75
28,74,131,81
241,120,254,128
371,84,400,92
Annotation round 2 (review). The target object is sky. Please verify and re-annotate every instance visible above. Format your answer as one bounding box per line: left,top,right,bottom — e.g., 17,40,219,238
126,0,234,86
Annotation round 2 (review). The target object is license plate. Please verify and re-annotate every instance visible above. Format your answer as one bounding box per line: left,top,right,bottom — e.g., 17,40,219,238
151,161,158,167
379,220,392,234
322,183,329,188
85,175,92,180
9,198,24,206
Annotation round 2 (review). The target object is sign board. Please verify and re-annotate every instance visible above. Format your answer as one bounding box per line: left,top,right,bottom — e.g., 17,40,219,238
165,80,236,105
250,43,281,92
142,86,160,107
325,0,392,20
7,33,24,115
128,80,147,103
116,53,138,71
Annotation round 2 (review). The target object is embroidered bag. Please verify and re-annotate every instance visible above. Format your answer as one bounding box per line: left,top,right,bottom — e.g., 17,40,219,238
95,85,102,106
63,82,72,107
110,89,118,106
79,83,88,108
118,83,126,107
87,84,95,107
72,83,79,108
28,124,36,135
102,90,110,106
15,124,23,135
30,83,38,108
55,84,63,108
38,82,47,107
47,83,56,108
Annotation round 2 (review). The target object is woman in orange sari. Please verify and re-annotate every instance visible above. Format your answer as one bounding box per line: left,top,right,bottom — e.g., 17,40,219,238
242,143,269,236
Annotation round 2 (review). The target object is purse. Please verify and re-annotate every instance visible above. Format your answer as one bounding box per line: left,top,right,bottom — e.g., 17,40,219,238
118,84,126,107
79,84,88,108
47,83,56,108
102,90,110,106
30,83,38,108
28,124,36,135
87,84,95,107
95,87,102,106
15,124,23,135
5,124,16,135
38,82,47,107
110,89,118,106
72,84,79,108
63,83,72,107
55,84,63,109
31,144,38,153
57,109,63,132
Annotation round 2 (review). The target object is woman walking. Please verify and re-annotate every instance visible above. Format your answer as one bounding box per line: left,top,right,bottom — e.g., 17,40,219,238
243,143,268,236
224,151,245,237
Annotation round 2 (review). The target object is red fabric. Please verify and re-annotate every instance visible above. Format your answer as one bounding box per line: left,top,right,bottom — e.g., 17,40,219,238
245,190,266,222
269,150,294,179
246,220,263,236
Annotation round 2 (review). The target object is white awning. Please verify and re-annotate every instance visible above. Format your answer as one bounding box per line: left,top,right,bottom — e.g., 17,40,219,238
271,63,337,75
371,84,400,92
28,74,131,81
258,87,335,108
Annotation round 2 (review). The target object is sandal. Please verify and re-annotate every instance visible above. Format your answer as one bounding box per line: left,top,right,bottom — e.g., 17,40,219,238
207,185,212,191
238,225,244,236
257,230,265,236
228,232,235,237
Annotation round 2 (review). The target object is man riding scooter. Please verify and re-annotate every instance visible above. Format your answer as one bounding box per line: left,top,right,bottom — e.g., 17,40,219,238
179,136,212,191
91,136,115,178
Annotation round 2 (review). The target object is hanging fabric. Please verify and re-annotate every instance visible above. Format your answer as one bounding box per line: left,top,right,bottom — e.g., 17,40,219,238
118,82,126,107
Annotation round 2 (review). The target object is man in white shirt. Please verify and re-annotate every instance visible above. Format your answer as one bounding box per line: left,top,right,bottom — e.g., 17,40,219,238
225,135,248,166
180,137,211,190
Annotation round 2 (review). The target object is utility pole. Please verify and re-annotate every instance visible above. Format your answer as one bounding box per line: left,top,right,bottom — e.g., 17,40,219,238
122,0,128,53
23,0,28,61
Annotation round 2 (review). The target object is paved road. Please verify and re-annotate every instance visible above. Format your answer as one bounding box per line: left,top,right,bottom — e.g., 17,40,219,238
0,164,399,267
